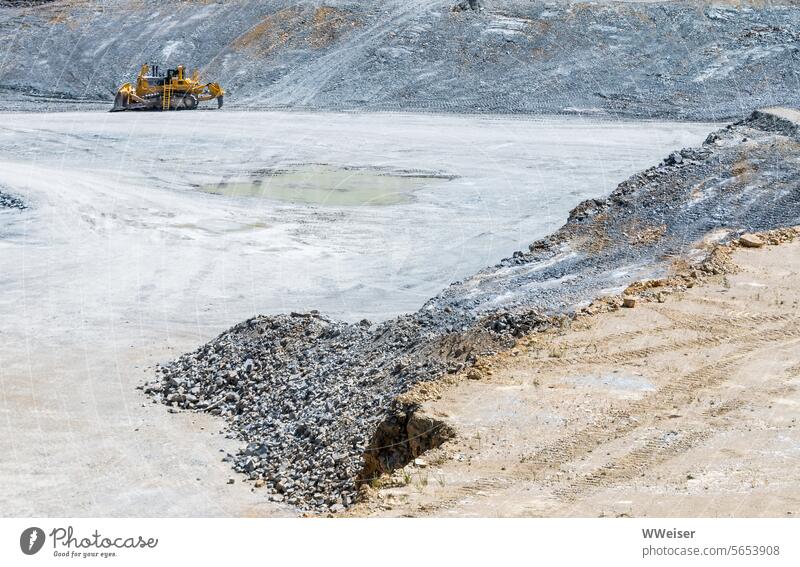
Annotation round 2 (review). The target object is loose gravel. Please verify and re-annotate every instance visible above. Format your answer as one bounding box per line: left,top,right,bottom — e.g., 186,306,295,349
0,188,26,210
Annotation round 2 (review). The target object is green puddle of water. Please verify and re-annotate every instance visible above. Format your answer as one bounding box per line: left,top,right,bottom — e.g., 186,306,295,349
199,165,452,206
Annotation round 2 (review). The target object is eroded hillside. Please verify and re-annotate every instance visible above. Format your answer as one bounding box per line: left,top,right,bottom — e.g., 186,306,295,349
0,0,798,117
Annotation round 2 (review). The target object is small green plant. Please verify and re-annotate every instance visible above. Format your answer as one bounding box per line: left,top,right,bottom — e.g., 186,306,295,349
402,469,412,486
415,471,429,491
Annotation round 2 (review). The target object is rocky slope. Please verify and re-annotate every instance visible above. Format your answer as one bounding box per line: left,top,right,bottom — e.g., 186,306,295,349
146,109,800,511
0,0,798,118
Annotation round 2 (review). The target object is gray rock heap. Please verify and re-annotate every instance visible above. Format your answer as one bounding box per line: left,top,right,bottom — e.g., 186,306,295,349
0,189,26,210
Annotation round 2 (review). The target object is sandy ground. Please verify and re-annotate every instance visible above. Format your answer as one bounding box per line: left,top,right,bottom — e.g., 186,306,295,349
359,238,800,517
0,111,714,516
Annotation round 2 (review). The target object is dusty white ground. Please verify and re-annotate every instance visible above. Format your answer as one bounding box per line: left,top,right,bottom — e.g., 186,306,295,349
0,110,715,516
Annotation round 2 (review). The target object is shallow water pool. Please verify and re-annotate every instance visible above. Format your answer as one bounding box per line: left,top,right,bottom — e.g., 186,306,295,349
199,165,454,206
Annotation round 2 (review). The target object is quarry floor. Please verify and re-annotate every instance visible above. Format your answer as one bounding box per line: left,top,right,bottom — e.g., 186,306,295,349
357,239,800,518
0,111,714,516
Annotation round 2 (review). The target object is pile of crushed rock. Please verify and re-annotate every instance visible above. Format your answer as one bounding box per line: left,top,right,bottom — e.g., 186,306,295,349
0,189,26,210
146,311,486,511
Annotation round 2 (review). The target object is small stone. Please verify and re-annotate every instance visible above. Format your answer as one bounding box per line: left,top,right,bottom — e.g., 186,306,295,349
622,296,637,308
467,369,482,380
666,151,682,165
254,479,265,488
227,478,235,485
739,233,764,248
413,458,428,468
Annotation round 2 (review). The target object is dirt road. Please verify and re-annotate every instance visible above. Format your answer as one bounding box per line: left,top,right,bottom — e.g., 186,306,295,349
358,236,800,517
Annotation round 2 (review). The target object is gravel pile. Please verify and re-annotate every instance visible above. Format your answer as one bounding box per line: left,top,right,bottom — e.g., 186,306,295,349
146,111,800,512
147,311,475,510
0,189,26,210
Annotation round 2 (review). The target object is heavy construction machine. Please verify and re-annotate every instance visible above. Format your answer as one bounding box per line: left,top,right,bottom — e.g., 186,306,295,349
111,63,224,112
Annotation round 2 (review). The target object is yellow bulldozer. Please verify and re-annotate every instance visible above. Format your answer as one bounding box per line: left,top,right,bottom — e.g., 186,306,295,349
111,63,224,112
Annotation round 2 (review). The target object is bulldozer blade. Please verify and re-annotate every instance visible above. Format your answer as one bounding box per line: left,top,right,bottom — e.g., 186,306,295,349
110,91,128,112
217,96,224,109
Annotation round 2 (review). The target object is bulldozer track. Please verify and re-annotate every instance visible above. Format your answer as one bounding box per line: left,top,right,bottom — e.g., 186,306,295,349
556,308,795,356
545,324,678,352
525,310,799,370
550,429,714,502
651,305,797,328
549,400,745,504
530,332,737,368
413,477,512,515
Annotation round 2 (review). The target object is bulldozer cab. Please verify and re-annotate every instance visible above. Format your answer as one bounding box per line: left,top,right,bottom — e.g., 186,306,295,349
165,66,185,83
141,63,184,86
